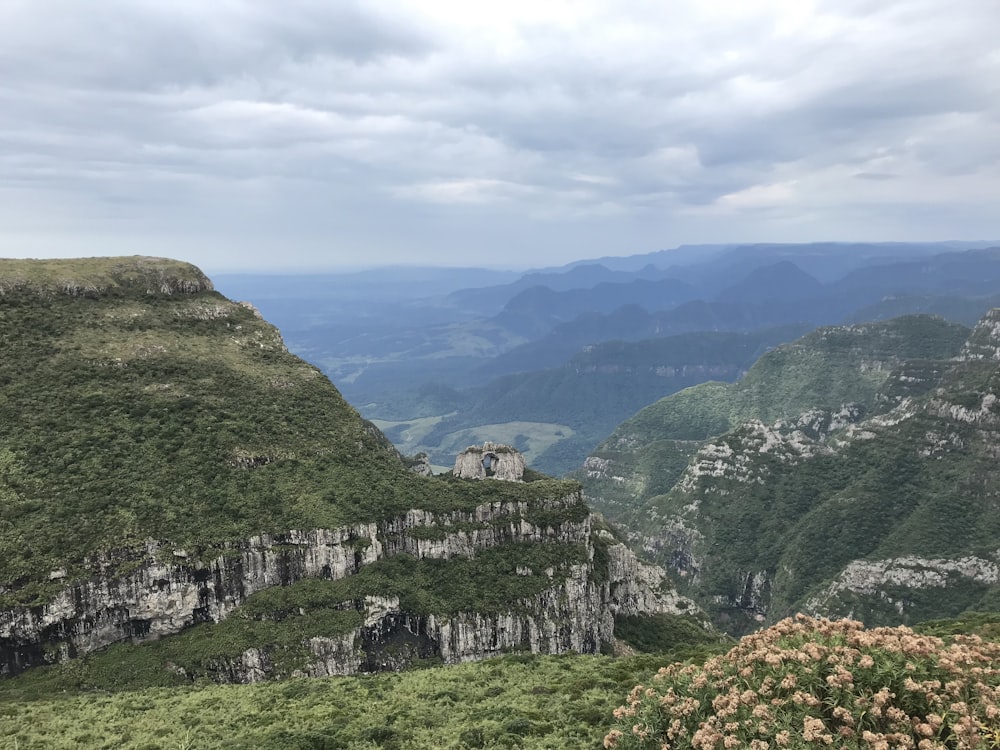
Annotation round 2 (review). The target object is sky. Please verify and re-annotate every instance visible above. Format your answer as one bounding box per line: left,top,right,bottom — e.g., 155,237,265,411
1,0,999,273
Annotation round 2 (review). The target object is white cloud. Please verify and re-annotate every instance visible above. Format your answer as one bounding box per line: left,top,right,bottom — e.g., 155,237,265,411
395,178,537,204
0,0,998,270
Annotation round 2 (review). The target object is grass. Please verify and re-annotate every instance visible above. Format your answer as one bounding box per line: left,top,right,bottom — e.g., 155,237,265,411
0,612,996,749
0,259,579,609
0,653,672,749
0,256,210,294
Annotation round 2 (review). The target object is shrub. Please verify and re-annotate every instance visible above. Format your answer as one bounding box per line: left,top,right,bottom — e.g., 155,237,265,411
606,614,1000,749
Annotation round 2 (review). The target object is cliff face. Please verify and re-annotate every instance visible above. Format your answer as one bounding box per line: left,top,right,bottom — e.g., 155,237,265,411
803,555,1000,619
0,256,704,684
577,315,969,537
304,534,686,681
0,492,690,680
453,442,527,481
583,311,1000,634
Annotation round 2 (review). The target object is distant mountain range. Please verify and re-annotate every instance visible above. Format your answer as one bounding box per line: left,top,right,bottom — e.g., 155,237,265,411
214,241,1000,475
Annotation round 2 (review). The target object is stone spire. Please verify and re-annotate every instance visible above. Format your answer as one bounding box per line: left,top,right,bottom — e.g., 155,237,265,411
453,442,526,481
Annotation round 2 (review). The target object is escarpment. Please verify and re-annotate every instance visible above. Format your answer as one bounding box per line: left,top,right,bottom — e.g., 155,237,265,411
580,313,1000,634
1,493,691,679
0,257,697,682
0,256,213,297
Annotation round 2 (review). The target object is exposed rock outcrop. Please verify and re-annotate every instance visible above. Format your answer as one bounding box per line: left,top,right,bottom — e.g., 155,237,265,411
804,554,1000,618
0,492,694,679
454,442,526,481
405,452,433,476
959,307,1000,361
302,536,692,680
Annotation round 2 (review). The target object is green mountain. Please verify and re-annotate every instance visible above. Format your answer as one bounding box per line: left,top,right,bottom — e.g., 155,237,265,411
578,314,995,632
0,257,695,681
579,315,968,527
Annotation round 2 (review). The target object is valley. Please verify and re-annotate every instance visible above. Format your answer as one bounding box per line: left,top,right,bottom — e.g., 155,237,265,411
212,242,1000,637
216,242,1000,477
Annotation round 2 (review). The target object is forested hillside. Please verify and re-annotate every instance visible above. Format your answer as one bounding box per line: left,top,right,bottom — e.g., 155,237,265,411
0,257,689,683
582,311,1000,633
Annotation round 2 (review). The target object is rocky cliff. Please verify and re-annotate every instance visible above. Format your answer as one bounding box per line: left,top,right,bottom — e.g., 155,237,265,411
579,313,1000,633
1,492,692,680
0,256,699,682
577,315,969,535
453,442,527,481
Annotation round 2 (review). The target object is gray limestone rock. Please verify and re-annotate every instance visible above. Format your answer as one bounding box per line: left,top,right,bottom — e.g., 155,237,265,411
0,491,698,681
454,442,526,481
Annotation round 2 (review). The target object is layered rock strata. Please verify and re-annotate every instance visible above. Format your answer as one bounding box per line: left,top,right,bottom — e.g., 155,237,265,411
0,493,691,679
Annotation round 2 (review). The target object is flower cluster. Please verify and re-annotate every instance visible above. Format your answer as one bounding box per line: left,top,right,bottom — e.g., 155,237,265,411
606,614,1000,749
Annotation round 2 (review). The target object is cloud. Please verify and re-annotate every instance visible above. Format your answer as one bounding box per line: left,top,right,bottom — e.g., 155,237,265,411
0,0,998,270
0,1,434,89
395,178,538,204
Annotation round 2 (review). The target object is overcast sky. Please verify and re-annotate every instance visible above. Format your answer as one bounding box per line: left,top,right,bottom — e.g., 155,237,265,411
1,0,998,272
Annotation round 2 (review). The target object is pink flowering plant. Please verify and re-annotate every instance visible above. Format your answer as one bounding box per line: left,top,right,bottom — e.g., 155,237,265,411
606,614,1000,749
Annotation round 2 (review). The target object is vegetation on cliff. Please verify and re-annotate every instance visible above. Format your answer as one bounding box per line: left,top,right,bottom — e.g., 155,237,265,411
8,543,591,688
2,256,646,686
0,652,682,749
579,314,968,539
581,312,1000,632
0,613,996,749
0,256,213,296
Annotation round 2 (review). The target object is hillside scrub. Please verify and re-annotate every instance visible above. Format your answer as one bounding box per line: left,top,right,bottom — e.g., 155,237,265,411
0,259,578,603
0,653,684,749
581,312,1000,631
606,614,1000,749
